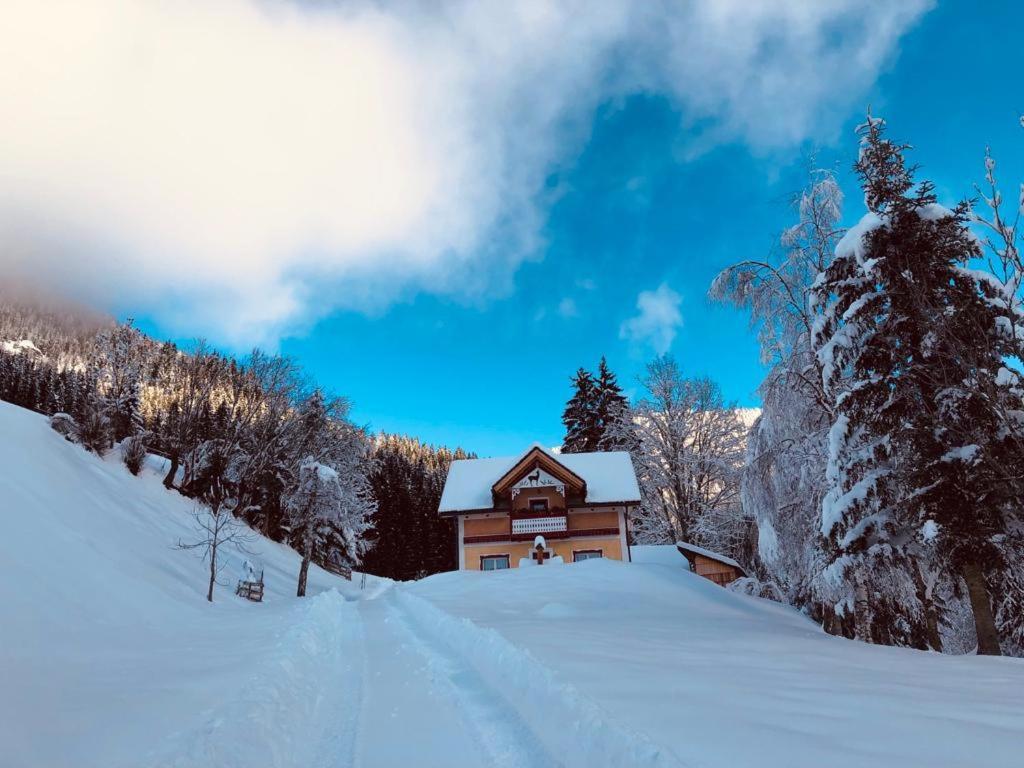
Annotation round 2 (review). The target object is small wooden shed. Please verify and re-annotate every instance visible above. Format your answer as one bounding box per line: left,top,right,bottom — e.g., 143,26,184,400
676,541,745,587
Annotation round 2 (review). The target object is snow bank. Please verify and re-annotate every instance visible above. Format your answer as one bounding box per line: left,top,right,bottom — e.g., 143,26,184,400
410,557,1024,768
631,543,685,566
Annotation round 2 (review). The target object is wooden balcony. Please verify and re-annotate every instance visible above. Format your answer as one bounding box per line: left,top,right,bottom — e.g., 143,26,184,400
511,515,567,535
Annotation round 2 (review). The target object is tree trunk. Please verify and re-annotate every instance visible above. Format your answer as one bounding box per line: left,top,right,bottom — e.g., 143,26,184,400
962,560,1001,656
163,451,179,489
854,572,871,643
207,541,217,603
924,600,943,653
914,566,943,652
297,554,310,597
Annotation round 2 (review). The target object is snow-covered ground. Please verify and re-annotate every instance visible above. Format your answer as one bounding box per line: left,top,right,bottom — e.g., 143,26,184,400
2,401,1022,767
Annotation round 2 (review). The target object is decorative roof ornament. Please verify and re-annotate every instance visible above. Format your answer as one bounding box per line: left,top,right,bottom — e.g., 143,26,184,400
510,466,565,499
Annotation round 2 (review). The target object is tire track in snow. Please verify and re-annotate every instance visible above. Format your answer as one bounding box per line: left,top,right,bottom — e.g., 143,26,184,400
146,590,362,768
394,589,688,768
383,591,563,768
312,596,366,768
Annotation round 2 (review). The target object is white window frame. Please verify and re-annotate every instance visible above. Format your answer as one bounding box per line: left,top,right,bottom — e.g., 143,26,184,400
572,549,603,562
480,554,511,571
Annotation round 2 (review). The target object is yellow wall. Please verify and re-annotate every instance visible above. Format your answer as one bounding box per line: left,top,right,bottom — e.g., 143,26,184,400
464,515,509,536
512,486,566,511
463,535,623,570
567,509,618,530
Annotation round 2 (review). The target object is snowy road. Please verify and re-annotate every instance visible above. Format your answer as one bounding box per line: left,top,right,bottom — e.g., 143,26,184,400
350,591,560,768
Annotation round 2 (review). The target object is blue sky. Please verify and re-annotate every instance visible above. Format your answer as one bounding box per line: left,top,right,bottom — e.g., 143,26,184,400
5,1,1022,457
282,1,1024,456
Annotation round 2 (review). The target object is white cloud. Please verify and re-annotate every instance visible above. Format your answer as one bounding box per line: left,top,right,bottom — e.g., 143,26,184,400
0,0,931,345
557,297,578,318
619,283,683,354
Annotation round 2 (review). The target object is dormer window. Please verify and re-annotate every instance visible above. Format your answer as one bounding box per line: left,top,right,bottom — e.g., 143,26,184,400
529,498,549,512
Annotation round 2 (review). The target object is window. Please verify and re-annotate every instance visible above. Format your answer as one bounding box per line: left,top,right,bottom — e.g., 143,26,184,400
528,498,549,512
573,549,603,562
480,555,510,571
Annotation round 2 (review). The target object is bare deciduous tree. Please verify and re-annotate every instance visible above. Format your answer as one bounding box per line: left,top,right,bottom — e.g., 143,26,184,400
176,447,255,602
608,356,748,558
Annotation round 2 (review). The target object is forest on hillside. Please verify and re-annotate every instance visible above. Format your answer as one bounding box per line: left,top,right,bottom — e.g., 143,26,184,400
0,299,470,584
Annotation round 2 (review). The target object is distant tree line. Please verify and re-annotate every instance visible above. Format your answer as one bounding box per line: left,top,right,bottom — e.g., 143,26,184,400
361,434,474,580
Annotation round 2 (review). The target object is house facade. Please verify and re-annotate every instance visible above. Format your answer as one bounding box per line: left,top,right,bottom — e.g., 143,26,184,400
439,445,641,570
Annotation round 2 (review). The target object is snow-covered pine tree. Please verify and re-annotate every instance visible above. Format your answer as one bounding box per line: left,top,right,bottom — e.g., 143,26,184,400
361,434,467,580
812,115,1024,652
92,319,144,442
561,367,599,453
287,459,344,597
811,117,937,647
594,357,628,450
287,455,374,596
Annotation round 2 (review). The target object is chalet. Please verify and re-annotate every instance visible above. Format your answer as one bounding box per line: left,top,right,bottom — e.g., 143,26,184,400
676,541,745,586
439,444,641,570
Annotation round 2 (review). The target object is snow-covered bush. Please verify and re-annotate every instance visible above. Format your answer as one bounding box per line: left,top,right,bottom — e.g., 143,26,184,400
76,400,111,455
49,412,77,442
120,434,148,476
728,576,785,603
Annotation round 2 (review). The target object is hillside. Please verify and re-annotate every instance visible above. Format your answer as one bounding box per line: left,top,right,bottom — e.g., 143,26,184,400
2,400,1022,767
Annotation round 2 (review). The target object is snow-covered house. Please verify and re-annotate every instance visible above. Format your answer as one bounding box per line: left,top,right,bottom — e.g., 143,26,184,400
675,541,745,586
439,444,641,570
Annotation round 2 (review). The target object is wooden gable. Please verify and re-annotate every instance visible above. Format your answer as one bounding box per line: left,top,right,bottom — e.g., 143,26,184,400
491,446,587,500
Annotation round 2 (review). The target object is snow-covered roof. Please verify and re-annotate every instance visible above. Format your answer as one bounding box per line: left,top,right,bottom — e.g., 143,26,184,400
439,444,641,514
675,541,744,573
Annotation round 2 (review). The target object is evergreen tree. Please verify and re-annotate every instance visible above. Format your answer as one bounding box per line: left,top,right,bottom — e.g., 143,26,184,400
561,367,598,453
813,115,1024,652
594,356,628,450
361,435,466,580
287,456,373,596
93,320,144,442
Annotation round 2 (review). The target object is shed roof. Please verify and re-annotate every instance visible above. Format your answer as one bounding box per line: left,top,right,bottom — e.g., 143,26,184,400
675,541,745,574
439,443,641,514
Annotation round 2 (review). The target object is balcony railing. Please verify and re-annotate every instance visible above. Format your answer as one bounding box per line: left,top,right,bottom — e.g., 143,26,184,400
511,516,567,535
464,525,619,545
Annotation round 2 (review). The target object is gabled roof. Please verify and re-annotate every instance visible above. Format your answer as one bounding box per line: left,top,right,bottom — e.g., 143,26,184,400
438,444,641,515
675,541,745,574
490,445,586,496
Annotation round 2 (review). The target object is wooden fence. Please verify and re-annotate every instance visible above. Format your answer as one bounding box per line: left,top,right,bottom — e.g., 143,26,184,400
235,580,264,602
321,561,353,581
